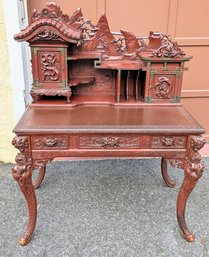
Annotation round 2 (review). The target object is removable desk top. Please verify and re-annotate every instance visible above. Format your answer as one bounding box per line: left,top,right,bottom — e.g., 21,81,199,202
14,104,204,135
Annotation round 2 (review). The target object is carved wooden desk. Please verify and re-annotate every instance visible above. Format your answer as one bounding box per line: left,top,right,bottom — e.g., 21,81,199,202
12,3,206,245
12,103,205,245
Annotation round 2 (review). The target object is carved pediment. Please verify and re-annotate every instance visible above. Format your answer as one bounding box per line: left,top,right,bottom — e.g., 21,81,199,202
14,2,83,43
14,2,185,59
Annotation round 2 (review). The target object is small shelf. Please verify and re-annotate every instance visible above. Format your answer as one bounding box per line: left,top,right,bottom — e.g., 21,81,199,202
69,76,95,87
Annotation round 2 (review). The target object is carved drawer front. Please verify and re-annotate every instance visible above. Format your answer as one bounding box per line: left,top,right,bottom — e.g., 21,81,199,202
31,135,68,149
151,136,186,149
78,134,141,149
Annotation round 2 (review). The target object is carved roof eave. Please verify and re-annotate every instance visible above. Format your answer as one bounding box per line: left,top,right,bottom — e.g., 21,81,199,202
140,54,192,62
14,19,81,43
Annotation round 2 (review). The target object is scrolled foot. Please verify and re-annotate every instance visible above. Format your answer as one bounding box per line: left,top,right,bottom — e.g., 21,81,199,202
184,233,195,242
19,236,30,246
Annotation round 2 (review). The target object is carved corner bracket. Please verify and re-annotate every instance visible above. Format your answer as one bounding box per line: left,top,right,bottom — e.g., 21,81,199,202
184,136,206,180
12,136,32,191
168,135,205,180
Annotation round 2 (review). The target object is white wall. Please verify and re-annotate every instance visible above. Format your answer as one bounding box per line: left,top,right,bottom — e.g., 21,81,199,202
3,0,31,121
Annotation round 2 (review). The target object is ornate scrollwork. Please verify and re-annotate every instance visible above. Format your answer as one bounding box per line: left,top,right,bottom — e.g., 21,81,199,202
31,88,72,103
41,53,59,81
169,159,183,169
155,77,172,99
152,35,185,58
31,2,71,23
36,30,59,40
79,135,140,149
168,136,205,177
12,136,33,195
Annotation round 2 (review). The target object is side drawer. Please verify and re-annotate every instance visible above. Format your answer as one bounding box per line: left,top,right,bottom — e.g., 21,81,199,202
31,135,69,149
151,136,186,149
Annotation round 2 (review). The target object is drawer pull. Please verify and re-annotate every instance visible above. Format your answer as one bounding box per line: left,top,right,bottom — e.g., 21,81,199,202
44,137,58,147
161,136,174,146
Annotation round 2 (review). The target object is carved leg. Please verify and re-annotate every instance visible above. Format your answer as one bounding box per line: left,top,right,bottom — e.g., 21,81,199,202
161,157,176,188
177,135,205,242
12,154,37,246
33,165,46,189
12,135,37,245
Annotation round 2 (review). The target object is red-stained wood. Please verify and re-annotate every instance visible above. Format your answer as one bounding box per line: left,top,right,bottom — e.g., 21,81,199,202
12,2,205,245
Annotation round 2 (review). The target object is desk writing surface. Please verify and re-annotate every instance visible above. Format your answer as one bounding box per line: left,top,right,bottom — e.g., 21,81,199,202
14,104,204,134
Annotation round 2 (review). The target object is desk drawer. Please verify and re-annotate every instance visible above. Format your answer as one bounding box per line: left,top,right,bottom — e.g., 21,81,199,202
78,134,141,149
151,136,186,149
31,135,69,149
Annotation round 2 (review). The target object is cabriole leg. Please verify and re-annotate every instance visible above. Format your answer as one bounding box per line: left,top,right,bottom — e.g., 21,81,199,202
177,135,205,242
161,157,176,188
12,136,37,246
12,156,37,245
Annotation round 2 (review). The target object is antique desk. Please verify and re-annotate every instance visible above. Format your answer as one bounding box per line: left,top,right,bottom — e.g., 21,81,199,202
12,3,206,245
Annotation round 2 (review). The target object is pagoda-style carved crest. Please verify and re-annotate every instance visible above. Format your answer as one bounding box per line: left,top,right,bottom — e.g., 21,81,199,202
14,2,185,59
14,2,83,43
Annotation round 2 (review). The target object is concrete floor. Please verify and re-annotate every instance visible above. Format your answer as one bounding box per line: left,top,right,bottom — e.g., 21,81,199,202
0,158,209,257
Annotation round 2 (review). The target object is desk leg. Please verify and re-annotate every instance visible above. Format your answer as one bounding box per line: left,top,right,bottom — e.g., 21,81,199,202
12,136,37,246
161,158,176,188
177,135,205,242
12,154,37,245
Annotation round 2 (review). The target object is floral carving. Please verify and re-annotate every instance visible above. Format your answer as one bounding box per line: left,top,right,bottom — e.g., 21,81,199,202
79,136,140,149
161,136,174,146
41,53,59,81
155,77,172,99
152,136,186,148
152,35,185,58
